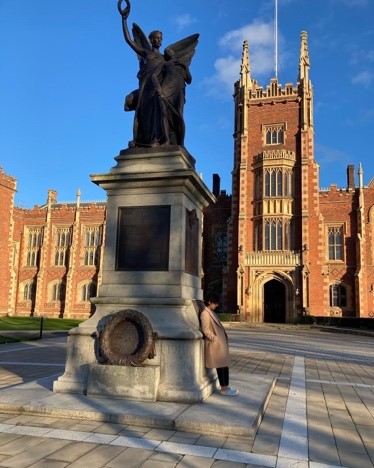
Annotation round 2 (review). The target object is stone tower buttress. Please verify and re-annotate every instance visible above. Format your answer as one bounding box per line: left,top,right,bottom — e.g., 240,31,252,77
226,41,251,312
297,31,323,315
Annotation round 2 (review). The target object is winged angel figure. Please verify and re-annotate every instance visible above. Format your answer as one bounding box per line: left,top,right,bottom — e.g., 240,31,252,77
118,0,199,148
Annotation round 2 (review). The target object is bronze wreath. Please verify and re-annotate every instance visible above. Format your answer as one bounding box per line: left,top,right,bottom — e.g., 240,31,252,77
98,309,156,366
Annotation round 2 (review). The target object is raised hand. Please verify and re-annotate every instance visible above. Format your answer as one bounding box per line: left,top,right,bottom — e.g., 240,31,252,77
117,0,130,19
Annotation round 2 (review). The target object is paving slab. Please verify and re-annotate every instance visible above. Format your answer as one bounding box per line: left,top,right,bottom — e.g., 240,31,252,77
0,438,69,468
105,447,153,468
0,375,275,438
174,377,275,437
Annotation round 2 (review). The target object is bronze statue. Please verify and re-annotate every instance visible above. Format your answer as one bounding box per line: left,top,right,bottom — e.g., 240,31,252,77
117,0,199,148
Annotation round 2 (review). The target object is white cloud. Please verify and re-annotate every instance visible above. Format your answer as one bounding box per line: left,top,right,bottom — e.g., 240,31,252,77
344,108,374,126
349,48,374,66
173,14,197,31
202,21,276,98
219,21,274,53
352,71,374,87
315,144,350,165
214,56,241,90
199,116,231,133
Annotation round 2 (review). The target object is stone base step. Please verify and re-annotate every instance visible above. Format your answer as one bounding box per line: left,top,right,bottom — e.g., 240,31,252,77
0,375,275,437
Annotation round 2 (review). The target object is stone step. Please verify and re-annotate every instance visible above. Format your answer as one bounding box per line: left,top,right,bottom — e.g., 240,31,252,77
0,375,275,437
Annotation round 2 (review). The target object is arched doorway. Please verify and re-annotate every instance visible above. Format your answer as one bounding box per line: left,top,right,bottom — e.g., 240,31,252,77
264,280,286,323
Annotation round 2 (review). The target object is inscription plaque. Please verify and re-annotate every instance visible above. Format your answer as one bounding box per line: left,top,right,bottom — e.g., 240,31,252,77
117,206,170,271
185,208,199,276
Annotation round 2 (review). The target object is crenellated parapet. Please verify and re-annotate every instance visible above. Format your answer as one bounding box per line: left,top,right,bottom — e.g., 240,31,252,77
248,78,298,101
0,166,17,192
14,201,106,215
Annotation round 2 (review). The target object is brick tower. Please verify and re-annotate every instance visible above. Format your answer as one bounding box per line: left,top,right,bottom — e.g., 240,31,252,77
225,32,323,322
0,167,17,315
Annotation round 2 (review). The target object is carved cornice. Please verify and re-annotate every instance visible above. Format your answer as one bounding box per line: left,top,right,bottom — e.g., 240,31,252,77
254,150,296,164
245,250,301,267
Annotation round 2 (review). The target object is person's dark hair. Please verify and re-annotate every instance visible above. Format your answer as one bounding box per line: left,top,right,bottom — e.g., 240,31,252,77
204,293,220,306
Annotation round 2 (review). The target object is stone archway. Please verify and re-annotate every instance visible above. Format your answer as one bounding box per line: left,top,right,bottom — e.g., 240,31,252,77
264,279,286,323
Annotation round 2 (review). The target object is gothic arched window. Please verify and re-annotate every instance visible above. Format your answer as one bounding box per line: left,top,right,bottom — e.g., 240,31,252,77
329,284,347,307
23,282,36,301
81,282,97,302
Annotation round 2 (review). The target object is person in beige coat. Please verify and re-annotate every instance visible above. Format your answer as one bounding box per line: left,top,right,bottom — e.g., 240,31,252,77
200,293,238,396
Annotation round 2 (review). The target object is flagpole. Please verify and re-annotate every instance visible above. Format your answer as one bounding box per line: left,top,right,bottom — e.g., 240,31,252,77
274,0,278,78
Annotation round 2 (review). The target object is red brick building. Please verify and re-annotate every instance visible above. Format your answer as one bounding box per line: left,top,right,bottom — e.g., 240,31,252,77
2,32,374,322
0,170,106,318
0,168,17,316
219,33,374,321
202,174,231,301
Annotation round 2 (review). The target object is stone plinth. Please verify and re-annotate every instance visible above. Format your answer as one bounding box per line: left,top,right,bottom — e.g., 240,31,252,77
87,364,160,402
54,147,217,402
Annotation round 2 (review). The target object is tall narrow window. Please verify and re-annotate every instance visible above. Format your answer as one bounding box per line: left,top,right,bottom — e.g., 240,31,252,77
26,228,43,267
276,170,282,196
264,219,283,251
55,228,71,267
264,168,286,197
23,282,36,301
271,170,277,196
329,284,347,307
290,220,295,249
81,282,97,302
328,226,343,260
265,170,271,197
214,230,227,262
255,170,262,199
277,220,283,249
254,221,263,250
284,221,290,250
51,282,66,302
284,169,292,197
270,220,277,249
84,226,102,266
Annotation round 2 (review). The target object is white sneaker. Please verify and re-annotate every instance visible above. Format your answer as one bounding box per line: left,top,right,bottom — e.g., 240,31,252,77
219,387,239,396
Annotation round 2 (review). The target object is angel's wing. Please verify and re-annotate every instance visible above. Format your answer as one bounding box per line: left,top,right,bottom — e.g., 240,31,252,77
166,34,199,69
132,23,152,61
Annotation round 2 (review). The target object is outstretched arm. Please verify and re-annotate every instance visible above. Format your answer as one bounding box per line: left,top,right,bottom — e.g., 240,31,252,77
117,0,145,57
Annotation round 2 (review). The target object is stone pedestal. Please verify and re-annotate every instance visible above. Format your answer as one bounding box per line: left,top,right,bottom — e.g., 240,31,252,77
87,364,160,402
53,146,217,402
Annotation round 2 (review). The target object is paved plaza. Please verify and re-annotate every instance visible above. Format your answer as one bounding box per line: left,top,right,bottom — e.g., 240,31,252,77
0,328,372,467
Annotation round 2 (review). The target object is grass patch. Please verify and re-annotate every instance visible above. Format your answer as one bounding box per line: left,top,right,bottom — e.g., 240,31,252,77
0,317,85,344
298,315,374,330
0,317,84,331
0,335,40,345
216,313,235,322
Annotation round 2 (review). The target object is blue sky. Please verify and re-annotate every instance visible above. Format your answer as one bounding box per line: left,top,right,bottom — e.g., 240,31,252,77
1,0,373,207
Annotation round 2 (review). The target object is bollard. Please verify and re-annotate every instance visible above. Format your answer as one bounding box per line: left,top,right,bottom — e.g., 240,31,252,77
39,316,44,340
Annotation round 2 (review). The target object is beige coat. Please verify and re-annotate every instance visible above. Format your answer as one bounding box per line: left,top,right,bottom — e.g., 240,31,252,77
200,307,230,368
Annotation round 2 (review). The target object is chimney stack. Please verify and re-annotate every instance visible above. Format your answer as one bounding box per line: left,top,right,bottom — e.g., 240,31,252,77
212,174,220,198
347,165,355,190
